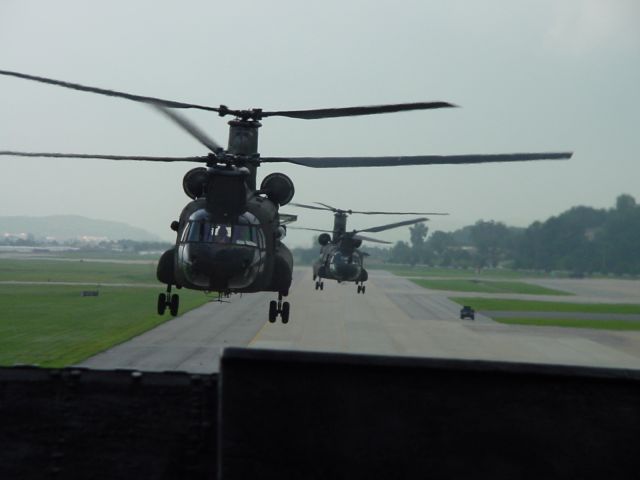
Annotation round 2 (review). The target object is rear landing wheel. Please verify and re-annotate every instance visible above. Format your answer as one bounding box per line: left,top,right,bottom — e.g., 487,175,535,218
157,293,167,315
320,282,324,291
362,285,366,294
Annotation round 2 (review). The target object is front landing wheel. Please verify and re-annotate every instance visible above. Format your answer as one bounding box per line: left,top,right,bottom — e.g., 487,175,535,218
281,302,290,324
169,294,180,316
157,293,167,315
268,300,278,323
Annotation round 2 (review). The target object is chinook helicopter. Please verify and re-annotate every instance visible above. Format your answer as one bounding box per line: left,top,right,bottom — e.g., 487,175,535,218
290,202,448,292
0,69,573,323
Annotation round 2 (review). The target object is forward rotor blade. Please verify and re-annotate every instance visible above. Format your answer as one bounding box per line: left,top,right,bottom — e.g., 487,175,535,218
0,151,208,162
357,217,428,234
261,101,456,120
289,203,333,212
261,152,573,168
352,234,392,245
152,104,222,153
0,69,221,112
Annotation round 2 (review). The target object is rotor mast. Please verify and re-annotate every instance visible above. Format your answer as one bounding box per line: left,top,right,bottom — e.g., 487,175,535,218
332,212,348,242
226,117,261,191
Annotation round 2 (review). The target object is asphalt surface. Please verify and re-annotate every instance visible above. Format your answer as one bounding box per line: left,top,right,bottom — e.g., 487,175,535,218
79,268,640,373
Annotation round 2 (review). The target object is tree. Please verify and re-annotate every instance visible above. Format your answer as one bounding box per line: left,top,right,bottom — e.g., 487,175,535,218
616,194,636,212
469,220,510,268
409,223,428,265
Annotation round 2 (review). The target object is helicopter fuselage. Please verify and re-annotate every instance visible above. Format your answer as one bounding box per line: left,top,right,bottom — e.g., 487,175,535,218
157,194,292,295
313,245,368,284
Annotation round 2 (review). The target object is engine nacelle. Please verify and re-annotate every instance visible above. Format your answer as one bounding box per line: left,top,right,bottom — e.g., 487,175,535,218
182,167,208,199
260,173,294,206
318,233,331,246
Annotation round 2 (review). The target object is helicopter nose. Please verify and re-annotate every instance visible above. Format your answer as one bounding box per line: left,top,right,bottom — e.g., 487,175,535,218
181,244,255,289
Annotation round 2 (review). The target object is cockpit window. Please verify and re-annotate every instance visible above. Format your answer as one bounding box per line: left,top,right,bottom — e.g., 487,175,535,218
182,221,257,246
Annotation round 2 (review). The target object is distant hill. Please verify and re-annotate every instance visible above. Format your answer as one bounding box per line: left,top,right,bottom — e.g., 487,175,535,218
0,215,161,242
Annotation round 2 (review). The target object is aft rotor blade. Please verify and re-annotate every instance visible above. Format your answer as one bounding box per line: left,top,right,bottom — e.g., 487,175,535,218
0,69,222,112
357,217,428,234
352,234,392,245
0,151,208,162
289,203,333,212
152,104,222,153
261,101,456,120
261,152,573,168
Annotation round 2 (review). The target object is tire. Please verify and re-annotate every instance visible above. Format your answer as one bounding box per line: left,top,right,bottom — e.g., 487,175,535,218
320,282,324,291
169,294,180,317
315,282,319,290
157,293,167,315
268,300,278,323
362,285,366,294
281,302,290,324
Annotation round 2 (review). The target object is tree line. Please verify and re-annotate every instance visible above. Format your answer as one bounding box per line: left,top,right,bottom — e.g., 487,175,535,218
294,194,640,276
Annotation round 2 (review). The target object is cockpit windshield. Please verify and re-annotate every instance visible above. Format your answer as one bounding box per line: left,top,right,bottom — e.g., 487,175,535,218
181,211,260,247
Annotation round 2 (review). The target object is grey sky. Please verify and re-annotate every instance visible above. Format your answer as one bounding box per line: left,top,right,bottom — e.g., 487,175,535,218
1,0,638,246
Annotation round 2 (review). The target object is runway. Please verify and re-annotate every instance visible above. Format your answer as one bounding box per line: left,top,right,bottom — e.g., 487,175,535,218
80,268,640,373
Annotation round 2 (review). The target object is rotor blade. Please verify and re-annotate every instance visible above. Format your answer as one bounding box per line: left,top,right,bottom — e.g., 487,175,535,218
261,152,573,168
356,217,428,234
289,203,333,212
261,101,456,120
279,213,298,225
350,209,449,216
352,234,392,245
0,69,222,112
313,202,339,211
288,226,331,233
152,104,222,153
0,151,208,162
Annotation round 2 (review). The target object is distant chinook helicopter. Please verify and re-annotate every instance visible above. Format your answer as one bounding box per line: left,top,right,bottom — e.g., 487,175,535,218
0,69,573,323
290,202,448,293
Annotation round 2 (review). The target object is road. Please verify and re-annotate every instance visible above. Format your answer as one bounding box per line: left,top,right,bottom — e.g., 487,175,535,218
80,268,640,373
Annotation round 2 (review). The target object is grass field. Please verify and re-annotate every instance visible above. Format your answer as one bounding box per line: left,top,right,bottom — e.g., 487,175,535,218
0,258,158,284
449,298,640,314
411,279,570,295
0,284,210,367
493,317,640,331
377,266,549,279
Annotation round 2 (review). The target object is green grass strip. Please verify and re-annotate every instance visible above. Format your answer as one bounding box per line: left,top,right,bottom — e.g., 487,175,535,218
0,284,210,368
449,297,640,315
0,258,158,284
411,278,570,295
494,317,640,331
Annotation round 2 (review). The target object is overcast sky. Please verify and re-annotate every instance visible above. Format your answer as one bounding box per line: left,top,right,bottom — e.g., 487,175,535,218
1,0,638,246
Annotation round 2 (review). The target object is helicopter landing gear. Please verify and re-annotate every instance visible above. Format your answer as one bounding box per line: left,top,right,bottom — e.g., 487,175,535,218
357,282,366,294
158,285,180,316
268,293,290,324
315,280,324,291
157,293,167,315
